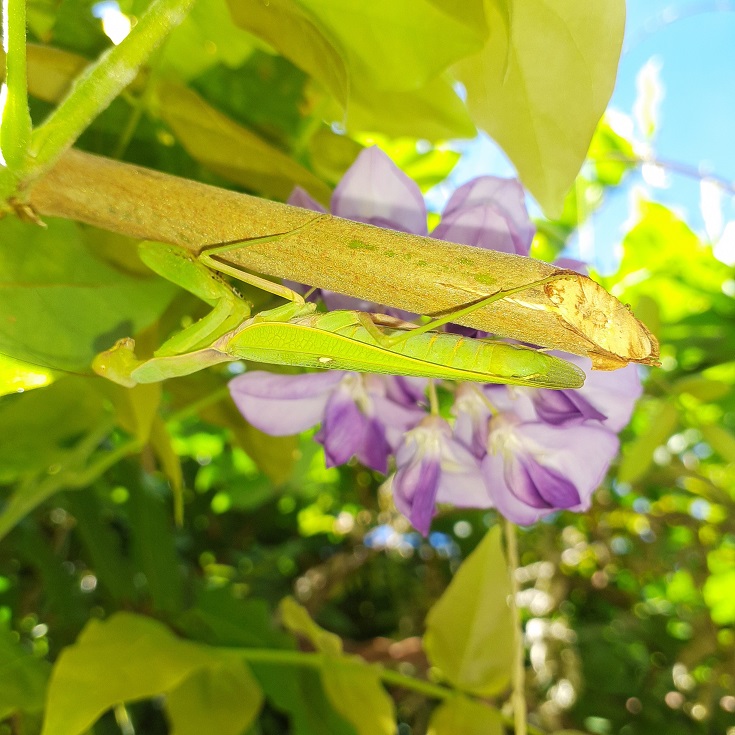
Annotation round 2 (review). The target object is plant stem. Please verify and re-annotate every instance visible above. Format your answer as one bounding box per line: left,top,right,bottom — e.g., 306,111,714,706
225,645,548,733
0,0,32,175
505,518,527,735
23,0,195,186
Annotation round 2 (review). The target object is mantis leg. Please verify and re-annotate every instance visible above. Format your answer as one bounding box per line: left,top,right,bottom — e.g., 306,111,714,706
364,272,575,347
198,215,327,305
139,241,252,356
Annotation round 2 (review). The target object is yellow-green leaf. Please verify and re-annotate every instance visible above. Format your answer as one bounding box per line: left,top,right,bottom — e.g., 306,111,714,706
279,597,342,656
344,73,475,142
427,696,503,735
423,526,514,696
227,0,486,108
701,424,735,464
454,0,625,216
156,81,331,203
166,661,264,735
0,629,50,720
618,401,679,484
322,663,396,735
0,353,55,397
42,613,244,735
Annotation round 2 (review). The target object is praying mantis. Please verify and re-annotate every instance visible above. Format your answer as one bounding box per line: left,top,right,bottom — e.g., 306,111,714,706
92,227,586,390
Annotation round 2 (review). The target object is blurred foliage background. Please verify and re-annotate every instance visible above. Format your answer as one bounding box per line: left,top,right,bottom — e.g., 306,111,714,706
0,0,734,734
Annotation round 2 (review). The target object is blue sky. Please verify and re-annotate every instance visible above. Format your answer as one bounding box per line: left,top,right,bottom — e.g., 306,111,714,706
437,1,735,273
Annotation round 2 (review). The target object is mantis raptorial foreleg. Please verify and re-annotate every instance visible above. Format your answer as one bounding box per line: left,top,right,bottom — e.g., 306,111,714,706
138,241,252,356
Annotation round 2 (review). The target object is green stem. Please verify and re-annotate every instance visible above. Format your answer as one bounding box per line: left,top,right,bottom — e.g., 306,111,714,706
24,0,195,185
505,519,527,735
167,385,232,424
0,0,32,175
427,378,439,415
225,646,547,733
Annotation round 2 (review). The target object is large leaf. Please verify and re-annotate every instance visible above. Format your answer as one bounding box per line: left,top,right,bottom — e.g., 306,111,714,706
227,0,486,106
427,696,503,735
0,630,50,720
156,81,331,202
423,526,515,696
344,73,475,141
0,353,55,397
0,218,176,372
279,597,342,656
41,613,262,735
166,661,264,735
454,0,625,216
0,377,108,483
160,0,256,79
322,664,396,735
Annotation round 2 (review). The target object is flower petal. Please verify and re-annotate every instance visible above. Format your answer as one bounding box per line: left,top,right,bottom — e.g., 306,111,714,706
288,187,327,213
533,354,642,431
318,382,390,473
331,147,428,235
513,422,619,507
482,454,546,525
440,176,534,255
531,388,606,426
392,456,441,536
553,257,588,274
228,370,342,435
432,204,518,255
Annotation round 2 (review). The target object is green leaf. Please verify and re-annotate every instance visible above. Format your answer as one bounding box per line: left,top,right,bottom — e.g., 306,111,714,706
64,492,138,603
227,0,486,107
423,526,514,696
703,570,735,625
165,661,264,735
0,353,56,397
344,74,475,142
427,696,503,735
0,629,50,720
454,0,625,216
156,81,331,202
149,416,185,525
322,663,396,735
701,424,735,464
226,0,349,105
41,613,251,735
279,597,343,656
103,382,162,442
0,218,176,372
254,664,357,735
0,377,108,483
672,377,731,402
161,0,256,80
178,587,293,649
127,480,184,613
618,401,679,484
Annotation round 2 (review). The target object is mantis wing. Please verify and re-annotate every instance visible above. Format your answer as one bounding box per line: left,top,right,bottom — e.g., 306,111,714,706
222,311,585,389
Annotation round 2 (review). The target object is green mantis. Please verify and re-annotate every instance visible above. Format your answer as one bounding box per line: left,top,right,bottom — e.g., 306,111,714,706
92,231,586,390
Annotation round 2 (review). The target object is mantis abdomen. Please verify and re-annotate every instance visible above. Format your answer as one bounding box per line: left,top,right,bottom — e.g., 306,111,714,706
225,311,585,389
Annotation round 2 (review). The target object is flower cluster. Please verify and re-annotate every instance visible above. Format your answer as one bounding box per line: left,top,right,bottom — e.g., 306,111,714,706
229,148,642,534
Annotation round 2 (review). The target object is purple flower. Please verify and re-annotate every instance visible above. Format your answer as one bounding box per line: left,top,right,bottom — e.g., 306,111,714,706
432,176,535,256
481,415,620,525
228,371,425,473
226,146,642,536
388,416,487,535
512,355,642,432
